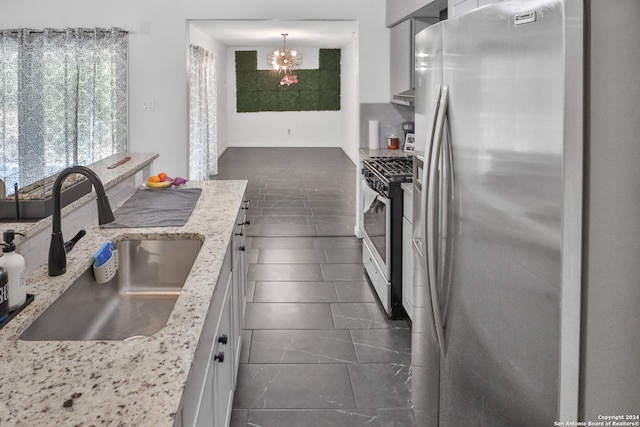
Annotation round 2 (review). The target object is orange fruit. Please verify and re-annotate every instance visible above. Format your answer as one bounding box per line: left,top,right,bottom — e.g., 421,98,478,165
148,175,160,183
157,172,167,181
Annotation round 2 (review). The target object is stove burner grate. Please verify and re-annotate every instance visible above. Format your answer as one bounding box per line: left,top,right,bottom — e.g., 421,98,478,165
363,156,413,184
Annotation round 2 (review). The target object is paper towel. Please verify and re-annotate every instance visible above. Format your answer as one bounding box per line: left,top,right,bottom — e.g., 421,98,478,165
362,179,379,212
368,120,380,150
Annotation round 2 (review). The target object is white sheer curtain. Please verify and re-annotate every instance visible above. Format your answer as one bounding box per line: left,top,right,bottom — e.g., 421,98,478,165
189,44,217,180
0,28,128,191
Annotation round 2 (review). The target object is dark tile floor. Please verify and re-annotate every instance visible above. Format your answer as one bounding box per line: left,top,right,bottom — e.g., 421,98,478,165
215,147,357,237
215,148,415,427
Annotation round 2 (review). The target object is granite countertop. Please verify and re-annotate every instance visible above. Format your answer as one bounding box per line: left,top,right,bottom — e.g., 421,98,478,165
0,152,159,239
0,179,248,426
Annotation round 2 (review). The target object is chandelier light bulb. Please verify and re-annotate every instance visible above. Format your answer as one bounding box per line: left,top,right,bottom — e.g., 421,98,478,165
268,33,302,86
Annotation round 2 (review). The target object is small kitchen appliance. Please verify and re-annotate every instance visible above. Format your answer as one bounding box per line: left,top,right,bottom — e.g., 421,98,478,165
402,121,414,137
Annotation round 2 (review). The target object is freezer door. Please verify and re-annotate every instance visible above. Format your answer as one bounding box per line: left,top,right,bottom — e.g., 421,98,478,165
439,0,564,425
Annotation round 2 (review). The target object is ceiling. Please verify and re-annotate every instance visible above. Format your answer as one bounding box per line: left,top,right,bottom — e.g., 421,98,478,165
189,20,358,48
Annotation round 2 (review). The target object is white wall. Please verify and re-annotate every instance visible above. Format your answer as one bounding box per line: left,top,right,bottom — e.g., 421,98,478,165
341,38,360,164
1,0,388,176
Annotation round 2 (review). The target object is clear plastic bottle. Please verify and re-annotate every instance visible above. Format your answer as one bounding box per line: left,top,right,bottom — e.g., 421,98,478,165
0,230,26,311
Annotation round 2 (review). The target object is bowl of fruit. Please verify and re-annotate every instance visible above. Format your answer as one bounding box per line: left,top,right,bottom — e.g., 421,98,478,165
145,172,188,189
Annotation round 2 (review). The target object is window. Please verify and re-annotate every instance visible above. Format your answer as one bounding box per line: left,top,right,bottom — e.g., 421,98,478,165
0,28,128,195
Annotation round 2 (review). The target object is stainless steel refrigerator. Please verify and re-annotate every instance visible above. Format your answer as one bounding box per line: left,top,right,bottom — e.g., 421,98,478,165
411,0,640,425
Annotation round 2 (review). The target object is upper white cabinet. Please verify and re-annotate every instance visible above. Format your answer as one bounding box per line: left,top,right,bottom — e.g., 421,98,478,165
386,0,447,26
390,18,438,106
390,19,413,106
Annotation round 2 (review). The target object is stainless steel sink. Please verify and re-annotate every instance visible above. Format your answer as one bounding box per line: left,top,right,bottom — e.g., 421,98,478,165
20,237,202,341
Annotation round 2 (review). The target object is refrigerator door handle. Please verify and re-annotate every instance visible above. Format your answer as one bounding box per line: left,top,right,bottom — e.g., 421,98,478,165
440,117,455,325
427,85,449,358
414,84,442,272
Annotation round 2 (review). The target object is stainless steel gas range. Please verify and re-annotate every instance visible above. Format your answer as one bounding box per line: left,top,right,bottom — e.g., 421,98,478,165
361,156,412,319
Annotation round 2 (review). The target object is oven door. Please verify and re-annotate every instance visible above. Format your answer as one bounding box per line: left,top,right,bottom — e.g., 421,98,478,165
362,180,391,280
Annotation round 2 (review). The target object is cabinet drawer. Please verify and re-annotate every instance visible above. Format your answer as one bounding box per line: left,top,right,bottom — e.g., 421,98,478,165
363,241,390,313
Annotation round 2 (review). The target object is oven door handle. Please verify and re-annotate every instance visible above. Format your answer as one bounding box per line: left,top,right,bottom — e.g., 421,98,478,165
426,85,448,358
362,183,391,280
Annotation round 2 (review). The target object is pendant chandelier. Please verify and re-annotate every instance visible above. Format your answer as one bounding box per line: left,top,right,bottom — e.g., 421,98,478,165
270,33,301,86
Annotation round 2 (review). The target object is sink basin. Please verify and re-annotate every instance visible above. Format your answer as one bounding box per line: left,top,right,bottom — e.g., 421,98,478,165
20,237,202,341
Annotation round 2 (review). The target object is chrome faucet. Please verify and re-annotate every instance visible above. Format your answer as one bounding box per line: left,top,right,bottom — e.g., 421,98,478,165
48,166,115,276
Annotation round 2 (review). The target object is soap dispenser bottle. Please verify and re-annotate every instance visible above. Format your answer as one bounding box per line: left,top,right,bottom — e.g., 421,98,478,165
0,230,26,310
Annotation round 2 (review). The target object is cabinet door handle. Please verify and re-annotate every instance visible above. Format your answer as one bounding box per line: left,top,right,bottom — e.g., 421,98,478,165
217,334,228,345
242,199,251,210
214,352,225,363
235,223,246,236
239,246,246,252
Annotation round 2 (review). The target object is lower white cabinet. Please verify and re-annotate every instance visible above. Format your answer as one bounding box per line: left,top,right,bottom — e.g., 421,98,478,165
402,216,414,320
402,188,414,320
182,248,234,427
214,280,234,427
231,201,248,376
180,198,248,427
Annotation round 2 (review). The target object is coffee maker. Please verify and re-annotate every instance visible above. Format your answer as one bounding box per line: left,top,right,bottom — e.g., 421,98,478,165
402,121,415,151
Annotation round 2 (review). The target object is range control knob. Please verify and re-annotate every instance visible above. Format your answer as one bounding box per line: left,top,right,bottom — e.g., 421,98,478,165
214,352,225,363
217,334,228,345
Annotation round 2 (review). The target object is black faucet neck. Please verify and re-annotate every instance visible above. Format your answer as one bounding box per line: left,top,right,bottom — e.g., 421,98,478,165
51,166,111,233
48,166,115,277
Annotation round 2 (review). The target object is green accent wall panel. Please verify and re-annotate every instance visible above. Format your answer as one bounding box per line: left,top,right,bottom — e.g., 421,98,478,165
235,49,341,113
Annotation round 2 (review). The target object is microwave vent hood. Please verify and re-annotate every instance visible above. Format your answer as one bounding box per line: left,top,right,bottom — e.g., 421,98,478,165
392,88,415,106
